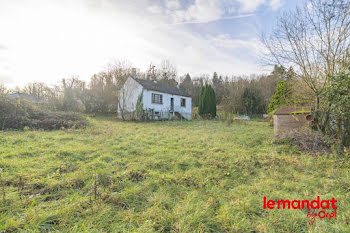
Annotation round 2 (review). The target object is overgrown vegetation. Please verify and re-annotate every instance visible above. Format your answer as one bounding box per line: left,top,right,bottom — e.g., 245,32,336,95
222,65,293,115
0,97,87,130
273,130,335,155
263,0,350,158
0,116,349,232
322,68,350,159
135,93,144,121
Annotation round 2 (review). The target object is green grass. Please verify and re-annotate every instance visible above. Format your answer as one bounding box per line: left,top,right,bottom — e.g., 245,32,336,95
0,116,349,232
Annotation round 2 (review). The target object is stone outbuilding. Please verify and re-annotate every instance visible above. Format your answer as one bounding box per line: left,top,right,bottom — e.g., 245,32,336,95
273,107,312,136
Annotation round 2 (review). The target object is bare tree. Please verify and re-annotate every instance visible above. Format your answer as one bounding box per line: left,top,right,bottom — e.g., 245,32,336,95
262,0,350,130
61,77,86,111
159,60,177,80
146,63,157,80
106,59,133,88
118,79,140,120
22,82,53,100
144,60,178,86
88,60,133,113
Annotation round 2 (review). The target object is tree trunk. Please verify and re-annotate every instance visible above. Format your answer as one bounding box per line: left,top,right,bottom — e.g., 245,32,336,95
315,96,321,130
312,133,320,157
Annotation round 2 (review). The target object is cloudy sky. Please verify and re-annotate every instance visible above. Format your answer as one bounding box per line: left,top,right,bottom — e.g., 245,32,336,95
0,0,306,87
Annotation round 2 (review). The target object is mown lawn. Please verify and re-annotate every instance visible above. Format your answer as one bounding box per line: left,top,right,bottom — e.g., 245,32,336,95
0,116,349,232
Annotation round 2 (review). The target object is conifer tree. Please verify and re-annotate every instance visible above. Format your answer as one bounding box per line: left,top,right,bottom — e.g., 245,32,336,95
268,80,290,114
203,85,209,114
198,85,205,115
199,84,216,118
209,86,217,117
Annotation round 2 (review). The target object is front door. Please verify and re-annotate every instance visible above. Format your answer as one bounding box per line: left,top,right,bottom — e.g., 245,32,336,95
170,98,174,111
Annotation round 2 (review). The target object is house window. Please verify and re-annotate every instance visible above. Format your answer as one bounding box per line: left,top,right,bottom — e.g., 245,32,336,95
152,93,163,104
181,98,186,107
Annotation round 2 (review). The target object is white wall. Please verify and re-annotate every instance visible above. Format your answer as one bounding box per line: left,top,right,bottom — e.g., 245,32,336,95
118,77,143,117
142,89,192,120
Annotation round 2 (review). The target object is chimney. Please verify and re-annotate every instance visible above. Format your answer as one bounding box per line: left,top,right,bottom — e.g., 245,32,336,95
132,68,136,78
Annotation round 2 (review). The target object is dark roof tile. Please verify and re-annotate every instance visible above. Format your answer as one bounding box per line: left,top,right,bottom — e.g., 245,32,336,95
134,78,191,97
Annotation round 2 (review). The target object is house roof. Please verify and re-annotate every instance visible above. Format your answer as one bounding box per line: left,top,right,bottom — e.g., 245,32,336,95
134,78,191,97
274,106,311,115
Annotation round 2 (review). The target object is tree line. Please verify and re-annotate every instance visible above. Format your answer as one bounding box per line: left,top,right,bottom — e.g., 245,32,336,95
1,60,289,117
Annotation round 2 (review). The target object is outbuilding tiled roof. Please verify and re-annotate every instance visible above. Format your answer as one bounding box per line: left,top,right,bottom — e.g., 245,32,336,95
134,78,191,97
274,106,311,115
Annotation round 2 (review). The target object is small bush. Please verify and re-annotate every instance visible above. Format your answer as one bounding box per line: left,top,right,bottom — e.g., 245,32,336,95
0,97,88,130
192,107,199,120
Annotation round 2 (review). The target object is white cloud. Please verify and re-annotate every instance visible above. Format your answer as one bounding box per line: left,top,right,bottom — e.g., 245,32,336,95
170,0,224,23
166,0,181,10
236,0,283,12
269,0,283,10
0,0,266,87
208,34,268,60
147,5,163,14
237,0,265,12
149,0,257,24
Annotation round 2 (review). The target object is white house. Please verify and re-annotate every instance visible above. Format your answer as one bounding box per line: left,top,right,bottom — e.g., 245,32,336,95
118,75,192,120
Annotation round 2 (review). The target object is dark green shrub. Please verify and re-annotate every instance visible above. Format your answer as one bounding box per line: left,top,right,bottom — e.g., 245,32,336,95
242,87,263,115
198,85,216,118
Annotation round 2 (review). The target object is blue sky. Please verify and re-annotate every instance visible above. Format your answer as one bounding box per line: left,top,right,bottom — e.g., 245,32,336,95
0,0,306,87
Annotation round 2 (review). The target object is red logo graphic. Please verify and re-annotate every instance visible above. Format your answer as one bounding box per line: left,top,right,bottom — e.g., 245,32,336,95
263,196,337,225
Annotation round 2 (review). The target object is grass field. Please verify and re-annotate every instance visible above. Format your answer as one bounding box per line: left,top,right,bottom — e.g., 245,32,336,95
0,116,349,232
